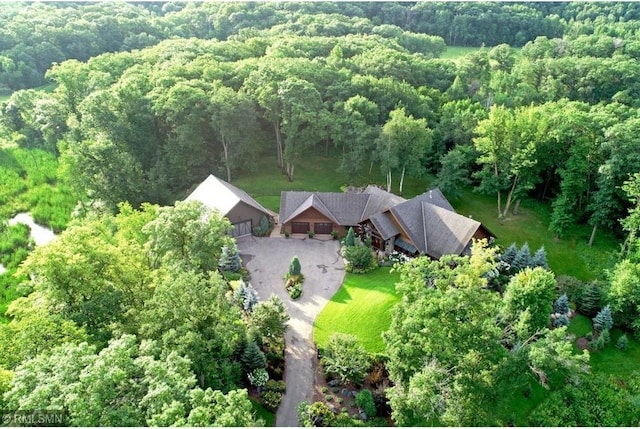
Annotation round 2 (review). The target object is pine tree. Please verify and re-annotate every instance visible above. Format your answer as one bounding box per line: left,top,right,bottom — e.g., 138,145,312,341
579,282,604,316
500,243,518,265
234,281,259,313
289,256,301,277
345,227,356,247
553,294,569,315
593,305,613,333
241,341,266,373
531,246,549,269
511,243,532,272
219,244,242,272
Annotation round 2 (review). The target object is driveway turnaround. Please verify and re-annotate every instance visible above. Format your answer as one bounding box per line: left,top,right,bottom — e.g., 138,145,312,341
236,236,345,427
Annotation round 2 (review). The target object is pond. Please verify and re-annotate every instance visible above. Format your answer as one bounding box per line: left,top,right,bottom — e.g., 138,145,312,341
8,213,57,247
1,213,56,275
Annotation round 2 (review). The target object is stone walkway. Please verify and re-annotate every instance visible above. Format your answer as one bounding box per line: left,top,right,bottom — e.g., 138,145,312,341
236,236,344,426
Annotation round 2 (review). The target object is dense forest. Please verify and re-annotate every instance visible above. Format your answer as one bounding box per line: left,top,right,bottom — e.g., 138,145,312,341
1,1,640,426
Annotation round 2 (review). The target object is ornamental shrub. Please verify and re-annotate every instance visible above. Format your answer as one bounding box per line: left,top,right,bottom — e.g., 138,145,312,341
219,244,241,272
579,282,605,317
321,333,370,384
289,256,301,277
248,368,269,387
553,313,569,328
616,334,628,350
345,227,356,247
356,389,376,418
344,244,376,273
593,305,613,333
553,294,570,315
234,280,259,313
531,246,549,269
262,390,283,412
242,341,266,373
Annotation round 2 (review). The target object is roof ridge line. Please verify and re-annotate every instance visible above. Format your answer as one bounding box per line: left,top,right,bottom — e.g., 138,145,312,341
422,201,428,255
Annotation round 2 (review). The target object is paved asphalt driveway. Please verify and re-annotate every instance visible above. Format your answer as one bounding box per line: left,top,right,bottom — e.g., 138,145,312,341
236,235,345,427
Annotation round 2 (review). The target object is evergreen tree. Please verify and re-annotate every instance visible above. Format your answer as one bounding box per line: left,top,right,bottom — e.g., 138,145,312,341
219,244,242,272
234,281,259,313
593,305,613,333
553,294,569,315
616,334,628,350
500,243,518,265
511,242,532,272
345,227,356,247
579,283,604,316
553,313,570,328
241,341,266,373
531,246,548,269
289,256,301,277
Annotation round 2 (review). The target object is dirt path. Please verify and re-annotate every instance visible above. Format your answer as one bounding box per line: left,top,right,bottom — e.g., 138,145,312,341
237,236,344,426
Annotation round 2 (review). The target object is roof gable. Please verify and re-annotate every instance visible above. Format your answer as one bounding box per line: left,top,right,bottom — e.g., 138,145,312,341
421,202,481,258
186,175,271,217
280,191,368,225
360,186,406,221
281,194,341,225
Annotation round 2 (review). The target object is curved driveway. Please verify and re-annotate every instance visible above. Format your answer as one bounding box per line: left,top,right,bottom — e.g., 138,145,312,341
236,236,344,427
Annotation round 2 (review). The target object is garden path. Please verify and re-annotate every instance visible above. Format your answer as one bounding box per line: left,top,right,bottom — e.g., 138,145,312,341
237,236,344,427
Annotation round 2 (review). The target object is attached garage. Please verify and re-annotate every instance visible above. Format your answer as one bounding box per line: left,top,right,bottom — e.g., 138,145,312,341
291,222,310,234
231,220,252,237
314,222,333,235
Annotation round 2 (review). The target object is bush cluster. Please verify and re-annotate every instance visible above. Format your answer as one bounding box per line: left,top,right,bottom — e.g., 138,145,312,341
261,379,286,411
253,216,272,237
285,256,303,299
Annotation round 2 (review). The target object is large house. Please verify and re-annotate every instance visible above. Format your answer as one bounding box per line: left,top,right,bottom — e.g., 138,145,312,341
186,175,274,237
279,186,493,259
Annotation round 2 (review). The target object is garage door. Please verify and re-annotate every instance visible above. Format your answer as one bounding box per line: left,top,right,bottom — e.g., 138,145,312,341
232,220,252,237
291,222,310,234
314,222,333,234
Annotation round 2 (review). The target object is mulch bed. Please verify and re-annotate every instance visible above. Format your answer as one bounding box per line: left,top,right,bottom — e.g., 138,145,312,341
576,337,589,350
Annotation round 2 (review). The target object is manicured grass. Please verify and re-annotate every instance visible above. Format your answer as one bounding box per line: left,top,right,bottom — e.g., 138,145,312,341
254,196,281,213
314,267,401,354
250,398,275,427
567,314,592,338
590,328,640,376
449,190,618,281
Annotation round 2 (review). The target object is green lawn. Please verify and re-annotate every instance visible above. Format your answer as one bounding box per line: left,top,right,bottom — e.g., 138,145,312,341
313,267,401,353
567,314,592,338
250,398,275,426
440,45,480,59
449,190,618,281
590,328,640,375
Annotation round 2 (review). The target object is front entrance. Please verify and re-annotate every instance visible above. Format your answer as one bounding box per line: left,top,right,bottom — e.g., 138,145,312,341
314,222,333,235
232,220,252,237
291,222,310,234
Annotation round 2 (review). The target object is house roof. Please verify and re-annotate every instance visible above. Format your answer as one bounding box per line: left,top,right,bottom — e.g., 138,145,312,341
369,211,401,240
421,202,481,258
280,191,369,225
390,189,482,258
360,185,406,220
186,174,272,218
279,186,489,258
